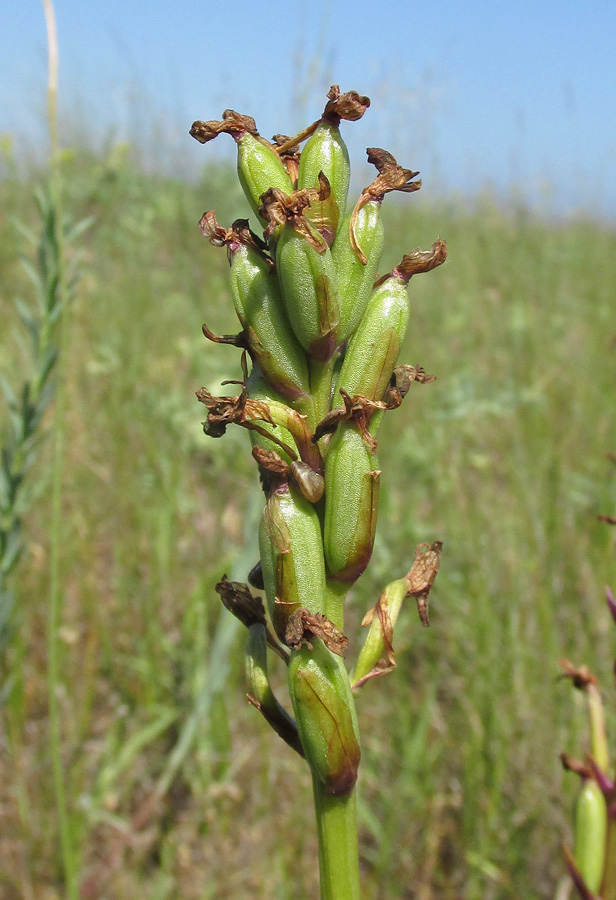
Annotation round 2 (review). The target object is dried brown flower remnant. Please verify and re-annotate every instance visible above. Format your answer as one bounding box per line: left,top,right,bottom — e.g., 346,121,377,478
558,659,599,690
285,608,348,657
190,110,258,143
407,541,443,626
382,364,436,408
215,575,267,629
259,176,332,251
322,84,371,125
349,148,421,262
392,239,448,283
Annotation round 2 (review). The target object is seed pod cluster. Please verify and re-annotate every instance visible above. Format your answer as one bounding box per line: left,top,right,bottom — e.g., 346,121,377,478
194,86,445,795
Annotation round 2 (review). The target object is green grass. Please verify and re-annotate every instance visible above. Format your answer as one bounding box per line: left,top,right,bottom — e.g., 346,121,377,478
0,142,615,900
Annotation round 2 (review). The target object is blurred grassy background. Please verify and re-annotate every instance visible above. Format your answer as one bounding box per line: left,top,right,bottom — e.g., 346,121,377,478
0,136,615,900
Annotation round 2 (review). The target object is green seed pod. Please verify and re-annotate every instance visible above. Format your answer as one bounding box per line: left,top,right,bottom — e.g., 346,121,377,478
335,274,410,405
259,486,328,640
245,624,304,756
574,778,607,895
237,133,294,224
288,639,361,795
332,200,385,342
298,121,350,234
230,243,310,402
276,222,340,362
324,425,380,583
190,112,292,226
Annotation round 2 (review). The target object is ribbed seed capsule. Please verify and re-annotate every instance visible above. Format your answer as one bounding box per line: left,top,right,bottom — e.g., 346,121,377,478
335,273,410,405
190,112,292,226
259,486,328,640
324,425,380,584
236,133,293,224
276,222,340,362
574,778,607,894
332,200,385,342
298,121,350,236
230,244,310,402
288,640,361,795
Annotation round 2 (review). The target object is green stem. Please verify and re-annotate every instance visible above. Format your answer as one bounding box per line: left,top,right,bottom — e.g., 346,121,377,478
313,778,361,900
43,1,79,896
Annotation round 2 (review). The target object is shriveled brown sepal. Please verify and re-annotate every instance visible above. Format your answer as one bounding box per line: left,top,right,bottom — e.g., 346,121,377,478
350,148,421,262
216,575,289,662
216,575,266,628
272,134,301,186
190,109,258,144
199,210,271,263
382,364,436,407
272,86,370,158
196,360,297,459
560,753,593,779
558,659,598,690
322,85,371,126
407,541,443,626
390,239,448,284
314,377,430,452
259,177,333,252
285,608,348,657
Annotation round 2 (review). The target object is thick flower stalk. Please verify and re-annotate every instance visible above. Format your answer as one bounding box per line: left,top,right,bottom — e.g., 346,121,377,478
192,86,445,900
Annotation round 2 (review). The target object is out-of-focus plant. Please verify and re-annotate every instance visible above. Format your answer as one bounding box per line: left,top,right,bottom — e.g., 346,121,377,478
559,585,616,900
190,86,446,899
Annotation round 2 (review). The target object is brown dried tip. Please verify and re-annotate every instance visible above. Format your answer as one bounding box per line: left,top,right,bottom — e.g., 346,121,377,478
285,608,348,657
190,109,258,144
382,365,436,409
389,239,448,285
558,659,598,689
313,386,415,452
199,211,271,263
258,176,332,251
560,752,593,779
216,575,267,629
350,148,421,262
322,84,371,125
405,541,443,626
252,446,291,477
271,134,301,185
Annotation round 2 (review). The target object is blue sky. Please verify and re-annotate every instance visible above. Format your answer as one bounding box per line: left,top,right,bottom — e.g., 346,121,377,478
3,1,616,218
